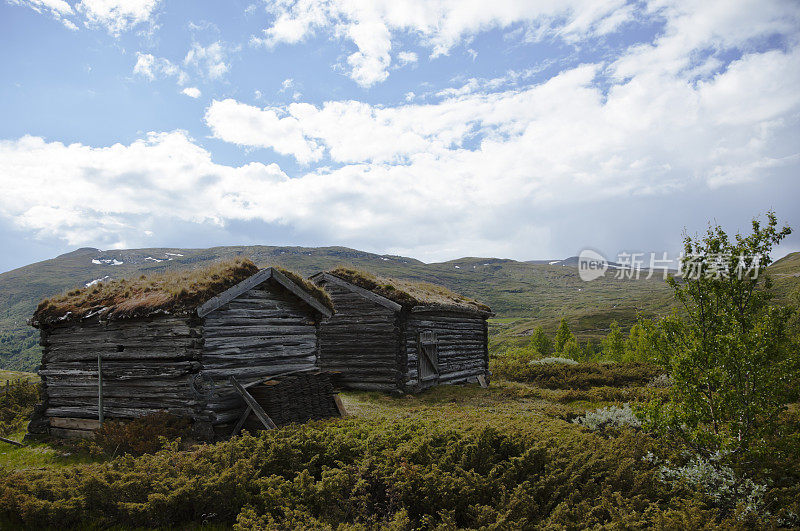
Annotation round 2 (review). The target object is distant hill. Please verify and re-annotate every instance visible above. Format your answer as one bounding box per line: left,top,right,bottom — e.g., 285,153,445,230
769,251,800,298
2,246,796,372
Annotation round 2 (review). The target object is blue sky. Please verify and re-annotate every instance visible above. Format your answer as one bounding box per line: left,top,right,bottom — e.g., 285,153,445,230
1,0,799,273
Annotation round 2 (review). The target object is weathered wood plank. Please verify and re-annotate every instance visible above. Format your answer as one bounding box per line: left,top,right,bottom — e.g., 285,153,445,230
314,273,401,312
333,394,347,417
230,376,276,430
49,427,94,439
197,269,273,317
271,268,332,317
50,417,102,430
230,406,252,436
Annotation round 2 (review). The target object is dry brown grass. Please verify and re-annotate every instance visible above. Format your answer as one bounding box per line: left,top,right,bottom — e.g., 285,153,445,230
328,267,491,313
274,267,333,312
32,259,332,326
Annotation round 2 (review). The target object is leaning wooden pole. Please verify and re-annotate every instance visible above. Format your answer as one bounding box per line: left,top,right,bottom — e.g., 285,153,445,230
97,353,104,424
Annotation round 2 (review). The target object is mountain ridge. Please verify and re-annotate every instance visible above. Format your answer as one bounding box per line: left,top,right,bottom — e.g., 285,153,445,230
2,245,797,372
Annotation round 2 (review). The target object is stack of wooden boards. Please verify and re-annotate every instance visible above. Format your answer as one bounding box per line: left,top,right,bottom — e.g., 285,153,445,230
244,370,343,431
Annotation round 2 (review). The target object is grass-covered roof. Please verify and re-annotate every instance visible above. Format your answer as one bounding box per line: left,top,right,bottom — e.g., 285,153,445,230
32,259,333,326
326,267,491,314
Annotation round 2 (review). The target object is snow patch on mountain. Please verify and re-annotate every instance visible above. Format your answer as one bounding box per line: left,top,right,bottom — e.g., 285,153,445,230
85,276,111,287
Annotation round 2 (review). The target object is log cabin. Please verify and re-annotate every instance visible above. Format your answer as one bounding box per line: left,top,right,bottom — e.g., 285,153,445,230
310,268,492,393
28,259,333,440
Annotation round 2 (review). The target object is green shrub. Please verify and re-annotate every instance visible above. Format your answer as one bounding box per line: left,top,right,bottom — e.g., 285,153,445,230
556,386,666,404
601,321,626,361
0,382,39,436
0,415,745,529
491,360,663,389
528,326,554,357
84,412,192,457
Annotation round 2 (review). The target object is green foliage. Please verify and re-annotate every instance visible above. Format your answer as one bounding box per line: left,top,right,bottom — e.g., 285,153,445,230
583,338,597,360
622,320,668,363
0,414,749,529
601,321,626,361
0,363,796,528
0,331,40,372
0,381,39,437
489,360,663,389
528,326,553,357
645,212,800,464
554,318,574,354
560,336,584,361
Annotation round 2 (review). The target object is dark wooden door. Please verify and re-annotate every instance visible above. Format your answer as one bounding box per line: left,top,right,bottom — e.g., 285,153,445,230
418,330,439,381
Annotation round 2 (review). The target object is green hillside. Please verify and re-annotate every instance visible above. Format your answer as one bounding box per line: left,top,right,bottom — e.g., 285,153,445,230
769,251,800,299
7,247,797,372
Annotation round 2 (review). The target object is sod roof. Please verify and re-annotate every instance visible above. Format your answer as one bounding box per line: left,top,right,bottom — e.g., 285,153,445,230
32,259,333,326
325,267,491,314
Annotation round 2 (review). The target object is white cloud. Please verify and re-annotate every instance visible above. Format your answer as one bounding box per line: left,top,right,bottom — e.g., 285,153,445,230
2,0,799,261
253,0,636,86
204,99,323,164
397,51,418,66
77,0,161,35
184,41,231,80
0,132,290,247
4,37,797,257
9,0,75,29
10,0,158,33
610,0,800,80
181,87,201,98
132,52,182,81
11,0,72,16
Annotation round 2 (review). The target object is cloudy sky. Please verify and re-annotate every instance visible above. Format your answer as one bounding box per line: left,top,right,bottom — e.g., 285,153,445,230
1,0,799,273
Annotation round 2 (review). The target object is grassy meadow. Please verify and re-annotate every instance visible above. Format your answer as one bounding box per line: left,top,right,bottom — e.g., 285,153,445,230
0,369,39,386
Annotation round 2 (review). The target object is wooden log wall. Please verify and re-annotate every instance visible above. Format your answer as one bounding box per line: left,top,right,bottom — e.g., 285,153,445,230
316,281,401,391
200,279,320,426
404,311,489,392
39,316,205,435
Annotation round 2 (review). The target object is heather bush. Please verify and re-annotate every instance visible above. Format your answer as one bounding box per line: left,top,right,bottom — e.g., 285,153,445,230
83,412,192,457
573,403,642,431
648,451,771,522
647,373,673,388
0,415,754,529
528,357,578,365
